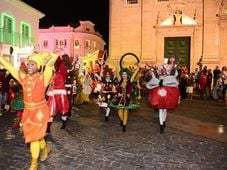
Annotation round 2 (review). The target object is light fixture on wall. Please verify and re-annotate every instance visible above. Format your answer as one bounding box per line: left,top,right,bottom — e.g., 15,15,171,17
10,46,14,55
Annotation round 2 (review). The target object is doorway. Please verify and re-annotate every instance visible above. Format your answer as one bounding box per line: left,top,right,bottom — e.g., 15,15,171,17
164,37,190,70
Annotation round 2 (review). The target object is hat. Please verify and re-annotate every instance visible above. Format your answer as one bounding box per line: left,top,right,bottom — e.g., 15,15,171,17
119,68,132,78
28,53,44,69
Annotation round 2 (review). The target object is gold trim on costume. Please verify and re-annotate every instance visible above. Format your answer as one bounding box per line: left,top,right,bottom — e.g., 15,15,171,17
24,100,47,110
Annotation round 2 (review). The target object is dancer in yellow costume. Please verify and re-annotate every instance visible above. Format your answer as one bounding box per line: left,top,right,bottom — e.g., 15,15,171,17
0,52,58,170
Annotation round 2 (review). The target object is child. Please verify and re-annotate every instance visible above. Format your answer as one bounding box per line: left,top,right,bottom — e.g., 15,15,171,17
10,82,24,128
0,52,58,170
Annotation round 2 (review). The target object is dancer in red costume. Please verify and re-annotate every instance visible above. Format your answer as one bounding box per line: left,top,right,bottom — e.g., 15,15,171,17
46,56,70,132
146,57,180,134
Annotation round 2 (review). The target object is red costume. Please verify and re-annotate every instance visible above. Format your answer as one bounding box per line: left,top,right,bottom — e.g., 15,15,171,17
47,57,70,131
148,86,180,109
146,70,180,134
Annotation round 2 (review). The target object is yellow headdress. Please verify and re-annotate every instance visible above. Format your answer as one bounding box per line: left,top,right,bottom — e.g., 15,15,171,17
27,53,44,71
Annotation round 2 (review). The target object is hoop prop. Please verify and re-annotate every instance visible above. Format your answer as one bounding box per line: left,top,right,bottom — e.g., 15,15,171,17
120,53,140,70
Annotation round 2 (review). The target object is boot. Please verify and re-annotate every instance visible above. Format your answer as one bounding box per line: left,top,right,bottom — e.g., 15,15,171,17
40,144,51,161
68,111,72,118
122,125,126,132
29,158,38,170
160,125,164,134
163,121,166,129
46,122,51,134
61,120,66,129
105,116,108,121
120,121,123,127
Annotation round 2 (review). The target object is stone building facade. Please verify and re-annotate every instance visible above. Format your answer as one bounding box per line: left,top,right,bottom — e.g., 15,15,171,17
108,0,227,71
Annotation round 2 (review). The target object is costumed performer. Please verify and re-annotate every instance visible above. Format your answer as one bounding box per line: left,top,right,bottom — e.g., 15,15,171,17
61,54,75,117
110,66,139,132
146,57,179,134
0,51,58,170
97,65,115,121
46,56,70,133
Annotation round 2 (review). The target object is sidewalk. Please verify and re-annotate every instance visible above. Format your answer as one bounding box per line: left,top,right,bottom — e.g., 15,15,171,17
167,113,227,144
132,97,227,144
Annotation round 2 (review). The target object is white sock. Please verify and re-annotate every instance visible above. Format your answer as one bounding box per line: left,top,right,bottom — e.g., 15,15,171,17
105,107,110,117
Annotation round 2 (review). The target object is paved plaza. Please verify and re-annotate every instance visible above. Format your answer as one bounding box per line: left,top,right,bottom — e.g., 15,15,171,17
0,98,227,170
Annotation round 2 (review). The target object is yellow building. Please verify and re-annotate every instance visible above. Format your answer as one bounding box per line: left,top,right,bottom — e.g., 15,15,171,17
108,0,227,71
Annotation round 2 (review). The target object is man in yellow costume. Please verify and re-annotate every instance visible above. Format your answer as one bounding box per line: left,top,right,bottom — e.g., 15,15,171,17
0,51,58,170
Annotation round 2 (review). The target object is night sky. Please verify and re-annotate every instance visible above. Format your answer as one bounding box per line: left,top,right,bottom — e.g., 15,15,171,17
21,0,109,43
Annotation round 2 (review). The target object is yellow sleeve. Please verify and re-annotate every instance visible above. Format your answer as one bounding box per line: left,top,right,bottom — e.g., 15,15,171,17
116,66,121,82
43,52,59,86
0,55,22,81
130,67,139,82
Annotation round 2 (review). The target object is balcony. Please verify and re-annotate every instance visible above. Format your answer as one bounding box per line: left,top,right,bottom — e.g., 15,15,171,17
0,29,34,47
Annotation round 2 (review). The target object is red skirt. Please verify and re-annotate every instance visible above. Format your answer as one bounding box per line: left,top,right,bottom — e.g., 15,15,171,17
149,86,180,109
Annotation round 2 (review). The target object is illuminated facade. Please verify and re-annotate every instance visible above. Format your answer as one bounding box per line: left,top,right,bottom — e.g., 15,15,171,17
109,0,227,71
0,0,44,68
38,21,106,57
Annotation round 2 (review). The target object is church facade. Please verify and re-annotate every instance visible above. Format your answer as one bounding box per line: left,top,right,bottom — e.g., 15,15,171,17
108,0,227,71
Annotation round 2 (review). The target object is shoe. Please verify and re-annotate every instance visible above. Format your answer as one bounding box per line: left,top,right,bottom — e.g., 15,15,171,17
40,144,51,161
122,125,126,132
68,112,72,118
61,120,66,129
46,122,51,133
46,127,50,134
160,125,164,134
120,121,123,127
61,123,66,129
105,116,108,121
29,158,38,170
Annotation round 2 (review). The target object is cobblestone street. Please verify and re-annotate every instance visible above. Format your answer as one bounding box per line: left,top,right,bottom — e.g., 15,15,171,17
0,99,227,170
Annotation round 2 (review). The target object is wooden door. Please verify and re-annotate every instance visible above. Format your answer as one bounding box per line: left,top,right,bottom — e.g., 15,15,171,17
164,37,190,69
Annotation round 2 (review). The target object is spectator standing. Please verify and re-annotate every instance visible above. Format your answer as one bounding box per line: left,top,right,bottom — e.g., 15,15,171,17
213,66,221,88
200,70,207,100
206,69,213,99
194,68,200,90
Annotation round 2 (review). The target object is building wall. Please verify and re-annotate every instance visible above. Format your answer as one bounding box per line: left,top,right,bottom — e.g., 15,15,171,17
39,21,106,58
109,0,227,71
0,0,44,68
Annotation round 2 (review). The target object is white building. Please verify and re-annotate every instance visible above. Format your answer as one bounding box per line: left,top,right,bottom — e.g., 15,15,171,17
38,21,106,58
0,0,44,68
108,0,227,71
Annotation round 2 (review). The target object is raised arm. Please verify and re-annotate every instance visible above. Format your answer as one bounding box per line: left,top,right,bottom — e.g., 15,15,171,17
116,66,121,82
130,67,139,82
42,52,59,86
0,55,21,81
